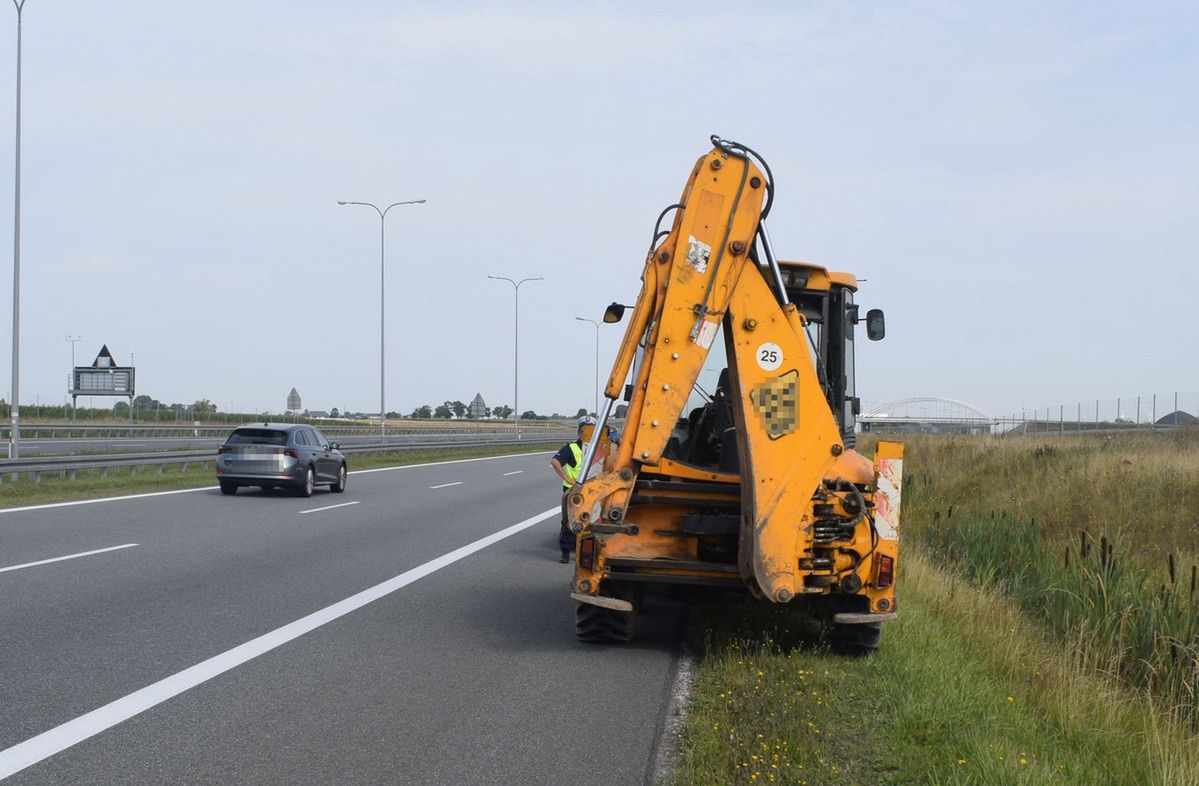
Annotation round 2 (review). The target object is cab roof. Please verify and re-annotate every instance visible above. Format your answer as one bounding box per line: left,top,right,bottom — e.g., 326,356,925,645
777,260,857,292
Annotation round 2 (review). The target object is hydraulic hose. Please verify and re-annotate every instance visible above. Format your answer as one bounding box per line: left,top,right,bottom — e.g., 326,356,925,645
710,135,775,220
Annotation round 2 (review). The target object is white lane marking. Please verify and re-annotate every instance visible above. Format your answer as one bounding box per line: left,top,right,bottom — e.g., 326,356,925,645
0,486,218,516
502,470,524,476
350,450,552,476
298,501,361,515
0,543,140,575
0,507,559,779
429,481,463,489
0,451,553,515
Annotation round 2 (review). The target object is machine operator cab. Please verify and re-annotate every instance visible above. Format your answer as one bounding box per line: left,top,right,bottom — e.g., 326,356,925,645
777,261,885,446
641,260,885,472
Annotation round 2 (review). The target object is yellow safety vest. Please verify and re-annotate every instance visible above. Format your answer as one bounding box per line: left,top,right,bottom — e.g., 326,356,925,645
562,442,583,488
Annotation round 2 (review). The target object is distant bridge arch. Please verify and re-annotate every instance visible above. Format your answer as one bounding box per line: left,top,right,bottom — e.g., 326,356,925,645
860,397,996,433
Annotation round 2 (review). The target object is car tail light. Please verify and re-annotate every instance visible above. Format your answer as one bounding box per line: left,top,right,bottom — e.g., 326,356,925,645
579,536,596,570
218,446,232,454
283,448,299,459
875,554,894,589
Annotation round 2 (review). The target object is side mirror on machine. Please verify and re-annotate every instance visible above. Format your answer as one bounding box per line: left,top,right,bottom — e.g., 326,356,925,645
603,302,626,324
866,309,886,341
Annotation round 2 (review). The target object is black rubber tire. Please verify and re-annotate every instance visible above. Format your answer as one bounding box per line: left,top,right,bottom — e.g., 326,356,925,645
331,463,347,493
219,480,237,496
574,582,638,644
299,467,315,498
827,621,882,655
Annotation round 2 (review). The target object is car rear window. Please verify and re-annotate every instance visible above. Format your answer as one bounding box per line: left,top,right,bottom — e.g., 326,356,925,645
226,428,289,446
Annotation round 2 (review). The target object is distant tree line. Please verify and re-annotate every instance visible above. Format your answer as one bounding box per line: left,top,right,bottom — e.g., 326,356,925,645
400,400,587,420
119,395,217,416
0,394,218,420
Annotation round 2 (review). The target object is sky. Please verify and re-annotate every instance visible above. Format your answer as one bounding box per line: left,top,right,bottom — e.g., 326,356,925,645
0,0,1195,419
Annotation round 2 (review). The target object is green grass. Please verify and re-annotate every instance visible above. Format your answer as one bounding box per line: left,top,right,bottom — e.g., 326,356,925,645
0,442,559,509
673,550,1199,785
901,431,1199,557
672,432,1199,784
904,433,1199,728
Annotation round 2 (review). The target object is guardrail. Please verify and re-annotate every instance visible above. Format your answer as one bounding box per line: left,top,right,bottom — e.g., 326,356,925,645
0,432,572,484
0,422,572,440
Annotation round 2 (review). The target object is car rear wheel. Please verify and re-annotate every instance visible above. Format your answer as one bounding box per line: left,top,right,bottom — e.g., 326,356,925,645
299,467,315,497
219,480,237,496
331,464,347,493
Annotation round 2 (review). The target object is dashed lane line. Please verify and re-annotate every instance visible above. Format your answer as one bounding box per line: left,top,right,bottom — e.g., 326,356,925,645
0,543,139,575
299,501,361,515
429,482,463,489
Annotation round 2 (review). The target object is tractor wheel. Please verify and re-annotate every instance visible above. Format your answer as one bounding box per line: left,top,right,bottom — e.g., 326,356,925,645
827,621,882,655
574,582,638,644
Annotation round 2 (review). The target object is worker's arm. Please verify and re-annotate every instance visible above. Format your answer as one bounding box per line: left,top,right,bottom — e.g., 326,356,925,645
550,457,569,483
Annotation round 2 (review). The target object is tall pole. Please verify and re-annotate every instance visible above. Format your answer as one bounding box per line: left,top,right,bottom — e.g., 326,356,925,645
339,198,425,442
66,335,80,421
8,1,24,458
488,275,542,438
575,316,599,415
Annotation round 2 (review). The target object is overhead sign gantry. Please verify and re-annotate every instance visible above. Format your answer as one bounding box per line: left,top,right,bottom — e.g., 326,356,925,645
70,345,135,422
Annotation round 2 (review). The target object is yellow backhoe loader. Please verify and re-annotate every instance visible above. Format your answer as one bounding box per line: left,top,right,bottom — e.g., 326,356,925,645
566,136,904,652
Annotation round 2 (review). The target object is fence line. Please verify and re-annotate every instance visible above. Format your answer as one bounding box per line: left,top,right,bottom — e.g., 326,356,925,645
995,389,1198,435
859,390,1198,436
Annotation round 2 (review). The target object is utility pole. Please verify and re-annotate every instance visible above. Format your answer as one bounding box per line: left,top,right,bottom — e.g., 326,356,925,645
8,0,26,458
66,335,81,421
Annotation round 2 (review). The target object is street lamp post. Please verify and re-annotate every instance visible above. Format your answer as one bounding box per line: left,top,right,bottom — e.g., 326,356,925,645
66,335,80,421
575,317,599,416
338,198,426,442
8,0,25,458
488,275,542,438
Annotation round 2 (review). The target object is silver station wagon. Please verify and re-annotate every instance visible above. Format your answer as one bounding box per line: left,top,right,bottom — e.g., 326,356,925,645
216,423,347,497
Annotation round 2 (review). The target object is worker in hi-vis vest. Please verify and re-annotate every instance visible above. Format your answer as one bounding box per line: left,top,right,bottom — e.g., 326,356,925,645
550,416,608,563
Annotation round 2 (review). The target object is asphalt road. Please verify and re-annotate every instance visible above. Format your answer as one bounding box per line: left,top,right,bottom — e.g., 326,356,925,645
0,452,686,784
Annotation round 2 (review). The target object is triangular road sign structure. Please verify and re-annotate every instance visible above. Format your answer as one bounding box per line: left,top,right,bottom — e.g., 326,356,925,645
91,345,116,368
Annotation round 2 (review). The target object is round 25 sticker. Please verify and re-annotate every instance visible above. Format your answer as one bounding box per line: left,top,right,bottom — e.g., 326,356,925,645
756,342,783,371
